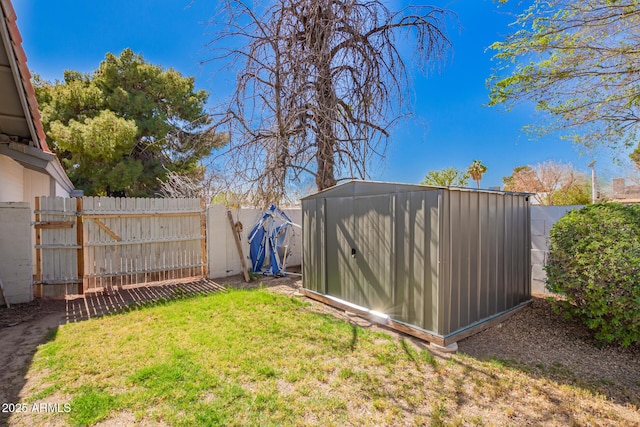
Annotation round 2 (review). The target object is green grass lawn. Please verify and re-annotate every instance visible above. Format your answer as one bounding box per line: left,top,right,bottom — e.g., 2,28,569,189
14,288,640,426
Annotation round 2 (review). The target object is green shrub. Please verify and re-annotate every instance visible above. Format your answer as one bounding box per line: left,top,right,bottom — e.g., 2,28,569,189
545,203,640,347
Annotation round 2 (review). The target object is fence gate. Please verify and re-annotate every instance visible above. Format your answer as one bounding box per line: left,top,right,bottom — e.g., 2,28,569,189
34,196,207,297
34,197,82,297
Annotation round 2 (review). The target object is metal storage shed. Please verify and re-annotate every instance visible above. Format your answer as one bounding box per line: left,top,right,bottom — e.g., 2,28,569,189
301,181,531,346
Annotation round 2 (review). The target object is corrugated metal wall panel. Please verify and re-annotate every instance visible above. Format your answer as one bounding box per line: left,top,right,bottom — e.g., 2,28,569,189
468,191,480,327
302,197,327,294
394,192,417,325
438,190,450,336
440,191,531,336
516,197,528,299
302,198,318,293
444,191,455,334
504,195,514,311
354,195,394,312
323,195,395,311
302,181,531,340
524,199,532,297
320,198,326,294
478,192,491,320
508,195,518,308
429,191,441,333
494,194,507,314
326,197,353,300
394,190,440,331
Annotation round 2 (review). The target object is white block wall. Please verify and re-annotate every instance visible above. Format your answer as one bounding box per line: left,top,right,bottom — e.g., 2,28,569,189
207,205,302,279
530,205,584,294
0,202,33,304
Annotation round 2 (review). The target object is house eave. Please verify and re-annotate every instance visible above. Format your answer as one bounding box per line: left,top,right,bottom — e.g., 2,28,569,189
0,140,53,169
0,141,74,193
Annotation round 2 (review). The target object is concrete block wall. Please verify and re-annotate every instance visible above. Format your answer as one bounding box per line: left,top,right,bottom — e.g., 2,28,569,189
0,202,33,304
530,205,584,294
207,205,302,279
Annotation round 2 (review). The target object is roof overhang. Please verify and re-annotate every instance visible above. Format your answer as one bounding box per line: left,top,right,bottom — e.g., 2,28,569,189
0,0,73,192
0,0,43,148
0,140,54,170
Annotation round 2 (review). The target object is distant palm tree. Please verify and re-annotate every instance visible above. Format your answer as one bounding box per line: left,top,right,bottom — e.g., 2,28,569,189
467,160,488,188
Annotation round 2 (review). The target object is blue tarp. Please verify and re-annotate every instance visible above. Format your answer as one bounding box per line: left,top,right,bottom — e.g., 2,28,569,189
247,205,296,276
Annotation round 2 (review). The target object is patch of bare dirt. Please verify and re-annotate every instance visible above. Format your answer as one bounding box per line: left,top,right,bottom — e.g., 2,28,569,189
0,298,65,329
457,295,640,406
0,298,66,426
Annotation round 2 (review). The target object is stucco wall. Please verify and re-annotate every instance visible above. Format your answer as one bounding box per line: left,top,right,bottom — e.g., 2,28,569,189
0,155,24,202
0,154,62,204
0,202,33,304
23,168,51,202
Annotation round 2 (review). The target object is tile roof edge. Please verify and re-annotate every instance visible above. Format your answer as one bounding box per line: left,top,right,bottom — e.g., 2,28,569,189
1,0,51,153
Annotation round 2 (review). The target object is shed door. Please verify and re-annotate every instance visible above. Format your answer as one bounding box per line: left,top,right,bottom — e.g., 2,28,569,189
325,195,394,312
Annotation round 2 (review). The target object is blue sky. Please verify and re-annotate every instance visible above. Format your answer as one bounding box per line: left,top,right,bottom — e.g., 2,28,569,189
13,0,631,189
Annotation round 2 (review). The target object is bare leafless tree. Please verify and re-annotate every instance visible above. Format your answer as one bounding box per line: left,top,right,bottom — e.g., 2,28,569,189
503,160,591,205
157,167,223,205
206,0,451,204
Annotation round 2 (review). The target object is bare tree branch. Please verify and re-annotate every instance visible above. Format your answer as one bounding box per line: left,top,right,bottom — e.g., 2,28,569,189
206,0,451,205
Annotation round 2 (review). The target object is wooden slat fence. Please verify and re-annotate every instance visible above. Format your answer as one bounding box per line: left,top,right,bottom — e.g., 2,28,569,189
34,196,81,297
34,196,207,297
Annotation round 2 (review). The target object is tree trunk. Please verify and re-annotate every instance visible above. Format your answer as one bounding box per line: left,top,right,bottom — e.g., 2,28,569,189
312,4,338,191
315,137,337,190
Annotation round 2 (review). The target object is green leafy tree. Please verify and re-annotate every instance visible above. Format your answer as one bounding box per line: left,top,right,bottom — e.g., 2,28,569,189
421,167,469,187
35,49,227,196
488,1,640,155
628,146,640,171
550,181,591,206
467,160,487,188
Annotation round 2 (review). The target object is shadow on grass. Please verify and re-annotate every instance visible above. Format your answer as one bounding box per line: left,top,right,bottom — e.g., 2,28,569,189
350,324,359,351
447,354,640,425
65,277,227,322
454,296,640,410
0,277,229,425
463,353,640,409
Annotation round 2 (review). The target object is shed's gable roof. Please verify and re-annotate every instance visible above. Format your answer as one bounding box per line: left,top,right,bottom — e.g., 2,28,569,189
301,180,529,200
301,181,437,200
